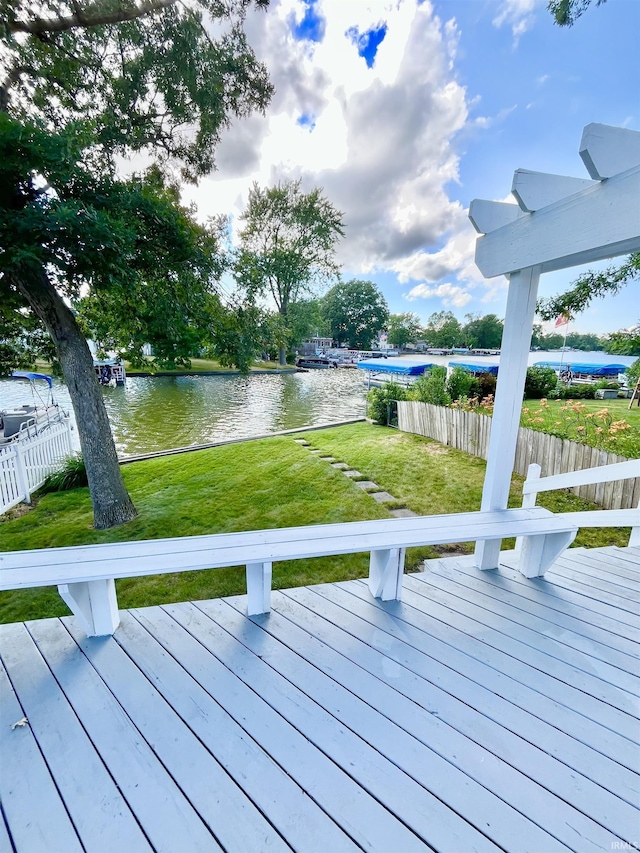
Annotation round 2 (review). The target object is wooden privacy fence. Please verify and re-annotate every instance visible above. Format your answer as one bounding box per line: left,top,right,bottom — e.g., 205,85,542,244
397,400,640,510
0,419,74,514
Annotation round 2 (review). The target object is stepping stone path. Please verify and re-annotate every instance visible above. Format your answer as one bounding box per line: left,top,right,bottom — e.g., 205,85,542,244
295,439,417,517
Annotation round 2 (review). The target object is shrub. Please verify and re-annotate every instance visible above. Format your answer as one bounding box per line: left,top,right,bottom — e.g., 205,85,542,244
475,371,497,399
40,454,88,493
367,381,409,425
411,366,451,406
524,367,557,399
446,366,478,402
555,384,596,399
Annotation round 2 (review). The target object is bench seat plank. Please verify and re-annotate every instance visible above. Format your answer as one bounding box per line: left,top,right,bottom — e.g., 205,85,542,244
0,508,575,589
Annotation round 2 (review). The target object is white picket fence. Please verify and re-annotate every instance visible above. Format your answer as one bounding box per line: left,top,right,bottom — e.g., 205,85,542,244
0,419,74,514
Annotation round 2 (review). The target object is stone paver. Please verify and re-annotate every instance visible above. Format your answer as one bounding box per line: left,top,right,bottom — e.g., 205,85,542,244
369,491,396,503
331,462,349,470
343,470,362,478
318,456,336,462
354,480,380,491
293,439,310,445
389,507,418,518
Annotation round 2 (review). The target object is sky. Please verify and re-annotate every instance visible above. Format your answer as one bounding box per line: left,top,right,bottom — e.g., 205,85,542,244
182,0,640,336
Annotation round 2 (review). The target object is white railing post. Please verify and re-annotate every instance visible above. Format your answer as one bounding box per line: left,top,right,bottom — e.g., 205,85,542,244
12,443,31,505
64,416,73,456
516,462,541,554
629,497,640,547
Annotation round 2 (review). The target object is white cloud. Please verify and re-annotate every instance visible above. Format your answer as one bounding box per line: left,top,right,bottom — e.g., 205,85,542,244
404,282,473,308
492,0,540,45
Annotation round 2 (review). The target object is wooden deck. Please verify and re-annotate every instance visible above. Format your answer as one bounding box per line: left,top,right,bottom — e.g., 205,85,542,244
1,545,638,852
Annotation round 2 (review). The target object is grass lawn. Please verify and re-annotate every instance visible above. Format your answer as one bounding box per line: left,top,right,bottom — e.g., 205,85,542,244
0,422,630,624
35,356,292,375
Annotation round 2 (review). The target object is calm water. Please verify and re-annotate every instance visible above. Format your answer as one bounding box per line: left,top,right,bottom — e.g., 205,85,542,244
0,370,367,456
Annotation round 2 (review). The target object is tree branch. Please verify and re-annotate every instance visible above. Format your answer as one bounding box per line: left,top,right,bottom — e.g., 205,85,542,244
9,0,178,35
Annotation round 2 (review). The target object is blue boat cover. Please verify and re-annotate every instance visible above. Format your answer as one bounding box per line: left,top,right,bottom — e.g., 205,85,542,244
9,371,53,388
534,362,628,375
357,359,433,376
450,362,499,375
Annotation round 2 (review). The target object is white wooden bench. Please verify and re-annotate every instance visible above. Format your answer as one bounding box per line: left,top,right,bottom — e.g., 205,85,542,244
0,507,577,637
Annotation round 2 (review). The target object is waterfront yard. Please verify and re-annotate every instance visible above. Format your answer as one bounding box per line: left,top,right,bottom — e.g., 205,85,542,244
0,422,631,624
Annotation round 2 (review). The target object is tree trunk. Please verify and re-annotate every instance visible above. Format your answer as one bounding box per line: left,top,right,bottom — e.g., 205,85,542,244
13,268,138,529
278,345,287,366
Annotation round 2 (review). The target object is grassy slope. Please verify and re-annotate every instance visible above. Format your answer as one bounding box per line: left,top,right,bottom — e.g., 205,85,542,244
0,423,629,624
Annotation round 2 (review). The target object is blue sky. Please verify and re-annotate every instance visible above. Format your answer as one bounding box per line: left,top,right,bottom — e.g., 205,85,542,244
185,0,640,336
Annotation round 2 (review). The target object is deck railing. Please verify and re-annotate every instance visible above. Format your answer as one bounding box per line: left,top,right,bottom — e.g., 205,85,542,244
0,418,74,514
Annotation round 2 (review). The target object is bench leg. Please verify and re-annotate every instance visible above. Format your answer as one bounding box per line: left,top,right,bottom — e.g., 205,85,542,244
369,548,405,601
474,538,501,571
518,531,576,578
246,561,272,615
58,579,119,637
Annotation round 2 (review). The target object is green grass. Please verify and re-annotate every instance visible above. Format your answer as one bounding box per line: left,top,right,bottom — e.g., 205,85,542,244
0,423,630,624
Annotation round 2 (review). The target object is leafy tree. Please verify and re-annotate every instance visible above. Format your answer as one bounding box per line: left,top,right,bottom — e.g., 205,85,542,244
548,0,607,26
323,279,389,350
462,313,503,350
604,323,640,357
234,180,344,365
564,332,605,351
423,311,463,349
367,382,408,425
386,313,423,348
537,254,639,322
287,299,331,349
1,0,272,529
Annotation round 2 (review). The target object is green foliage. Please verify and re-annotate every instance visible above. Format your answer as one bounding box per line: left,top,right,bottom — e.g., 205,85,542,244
411,366,451,406
604,324,640,356
548,0,607,26
524,366,558,399
462,314,503,349
446,366,478,402
323,279,389,349
550,384,596,400
367,381,408,425
40,455,88,494
386,313,423,348
537,254,639,321
3,0,273,181
626,357,640,388
423,311,463,348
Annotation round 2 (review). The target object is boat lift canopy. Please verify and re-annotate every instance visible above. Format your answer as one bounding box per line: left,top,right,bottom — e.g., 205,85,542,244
533,362,628,376
9,371,54,388
450,362,499,376
357,359,434,376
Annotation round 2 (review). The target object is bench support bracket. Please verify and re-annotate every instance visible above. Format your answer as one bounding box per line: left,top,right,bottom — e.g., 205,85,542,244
518,530,577,578
369,548,406,600
246,562,272,615
58,579,120,637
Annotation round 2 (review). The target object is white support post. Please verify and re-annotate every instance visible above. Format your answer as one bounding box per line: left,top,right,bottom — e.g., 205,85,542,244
515,463,541,555
368,548,406,601
64,417,73,456
475,266,540,570
629,497,640,548
12,443,31,505
58,579,119,637
246,561,272,615
518,530,577,578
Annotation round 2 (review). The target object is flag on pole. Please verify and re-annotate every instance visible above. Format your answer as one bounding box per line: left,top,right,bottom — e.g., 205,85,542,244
555,313,570,328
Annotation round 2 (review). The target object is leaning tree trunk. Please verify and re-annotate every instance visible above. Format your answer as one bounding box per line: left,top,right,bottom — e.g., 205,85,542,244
13,268,137,529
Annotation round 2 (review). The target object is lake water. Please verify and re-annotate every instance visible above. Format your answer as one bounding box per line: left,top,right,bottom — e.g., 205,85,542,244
1,350,634,456
0,370,367,456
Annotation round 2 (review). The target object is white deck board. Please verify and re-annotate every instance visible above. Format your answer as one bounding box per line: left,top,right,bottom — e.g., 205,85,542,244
0,545,638,852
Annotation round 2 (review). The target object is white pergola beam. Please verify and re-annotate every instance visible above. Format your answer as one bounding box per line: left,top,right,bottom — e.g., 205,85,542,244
580,123,640,179
468,199,521,234
511,169,596,212
474,164,640,278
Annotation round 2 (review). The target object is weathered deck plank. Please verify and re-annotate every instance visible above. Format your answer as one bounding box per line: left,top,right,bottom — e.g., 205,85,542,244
0,545,638,852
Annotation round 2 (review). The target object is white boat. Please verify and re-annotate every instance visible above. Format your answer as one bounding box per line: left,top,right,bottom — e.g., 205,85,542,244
1,372,67,445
